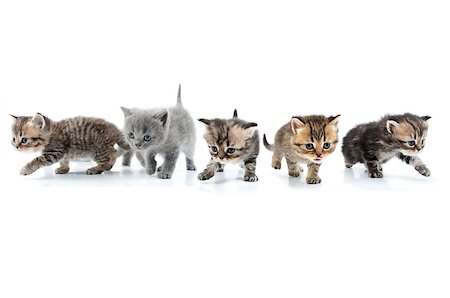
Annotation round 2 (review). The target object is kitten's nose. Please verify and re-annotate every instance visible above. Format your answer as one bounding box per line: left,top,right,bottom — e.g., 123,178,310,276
135,143,142,148
316,152,322,157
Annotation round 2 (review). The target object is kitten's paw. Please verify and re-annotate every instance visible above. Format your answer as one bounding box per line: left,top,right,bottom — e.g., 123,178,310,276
306,176,322,184
288,170,301,177
187,165,197,171
369,171,383,178
198,171,214,181
345,163,353,168
272,160,281,169
20,166,35,176
146,167,156,176
86,168,103,175
55,167,70,174
415,165,431,177
157,172,172,179
244,174,258,182
216,168,224,172
122,161,130,167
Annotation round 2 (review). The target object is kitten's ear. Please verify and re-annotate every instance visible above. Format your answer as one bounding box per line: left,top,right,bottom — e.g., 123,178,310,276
421,116,431,121
198,118,212,125
386,120,400,134
31,113,46,129
233,109,238,119
121,107,132,117
154,110,169,126
291,117,305,134
244,123,258,139
10,114,18,120
328,114,341,126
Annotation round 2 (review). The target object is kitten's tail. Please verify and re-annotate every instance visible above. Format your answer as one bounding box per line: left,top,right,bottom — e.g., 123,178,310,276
176,84,182,107
263,134,274,151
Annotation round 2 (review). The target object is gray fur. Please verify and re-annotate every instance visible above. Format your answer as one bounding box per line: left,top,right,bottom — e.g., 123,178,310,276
121,85,196,179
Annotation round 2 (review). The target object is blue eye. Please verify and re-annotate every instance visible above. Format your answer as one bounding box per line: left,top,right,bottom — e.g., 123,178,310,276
21,138,28,144
227,147,236,154
305,143,314,150
143,135,152,142
128,133,135,139
407,140,415,146
211,146,218,153
323,142,331,149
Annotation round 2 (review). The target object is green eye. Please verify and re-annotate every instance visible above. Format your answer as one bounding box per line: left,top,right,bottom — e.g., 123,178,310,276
210,146,218,153
407,140,415,146
305,143,314,150
323,142,331,149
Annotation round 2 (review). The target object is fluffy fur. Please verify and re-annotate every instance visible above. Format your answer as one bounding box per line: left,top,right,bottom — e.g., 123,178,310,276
263,115,340,184
342,113,431,178
121,85,196,179
198,109,260,182
11,113,129,175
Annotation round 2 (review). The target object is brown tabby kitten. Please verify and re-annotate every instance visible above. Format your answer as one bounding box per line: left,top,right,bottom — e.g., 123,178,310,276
263,115,340,184
342,113,431,178
11,113,130,175
198,109,260,182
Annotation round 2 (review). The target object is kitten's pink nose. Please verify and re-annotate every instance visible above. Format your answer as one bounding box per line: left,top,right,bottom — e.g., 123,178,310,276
316,153,322,157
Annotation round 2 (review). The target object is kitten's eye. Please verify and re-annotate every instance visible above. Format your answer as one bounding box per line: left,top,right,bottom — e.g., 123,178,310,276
421,139,425,144
323,142,331,149
12,137,16,143
21,137,28,144
407,140,416,146
210,146,218,153
227,147,236,154
128,133,135,139
143,135,152,142
305,143,314,150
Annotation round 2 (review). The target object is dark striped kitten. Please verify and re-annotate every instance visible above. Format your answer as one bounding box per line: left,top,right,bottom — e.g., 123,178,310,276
342,113,431,178
198,110,259,182
263,115,340,184
11,113,130,175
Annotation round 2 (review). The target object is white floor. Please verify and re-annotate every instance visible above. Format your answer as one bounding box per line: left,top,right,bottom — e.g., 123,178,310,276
1,148,447,298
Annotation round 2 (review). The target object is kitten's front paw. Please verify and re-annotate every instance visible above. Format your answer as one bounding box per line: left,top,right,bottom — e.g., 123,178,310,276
157,172,172,179
20,166,35,176
122,161,130,167
244,174,258,182
306,176,322,184
415,165,431,177
86,168,103,175
288,170,301,177
369,171,383,178
198,170,214,181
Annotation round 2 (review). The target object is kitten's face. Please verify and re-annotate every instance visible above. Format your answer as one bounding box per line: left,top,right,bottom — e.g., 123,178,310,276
121,107,169,151
199,119,257,164
291,115,340,164
10,114,48,153
387,116,429,156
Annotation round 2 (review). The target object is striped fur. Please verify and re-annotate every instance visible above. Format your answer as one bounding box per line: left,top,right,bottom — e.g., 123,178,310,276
11,113,130,175
263,115,340,184
198,110,259,182
342,113,431,178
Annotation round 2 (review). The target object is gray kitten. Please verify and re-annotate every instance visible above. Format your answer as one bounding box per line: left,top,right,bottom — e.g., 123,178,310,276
121,85,196,179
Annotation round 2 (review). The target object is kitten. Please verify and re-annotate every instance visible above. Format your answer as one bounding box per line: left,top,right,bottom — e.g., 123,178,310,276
263,115,340,184
342,113,431,178
121,85,196,179
11,113,130,175
197,109,259,182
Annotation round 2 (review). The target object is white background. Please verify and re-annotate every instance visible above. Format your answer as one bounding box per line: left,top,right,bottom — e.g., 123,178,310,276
0,1,449,297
